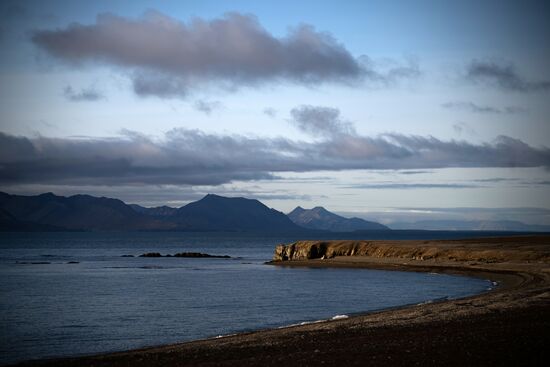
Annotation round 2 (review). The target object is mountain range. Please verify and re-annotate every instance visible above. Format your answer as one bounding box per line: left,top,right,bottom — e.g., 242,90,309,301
2,191,546,232
0,192,306,232
0,192,168,231
287,206,389,231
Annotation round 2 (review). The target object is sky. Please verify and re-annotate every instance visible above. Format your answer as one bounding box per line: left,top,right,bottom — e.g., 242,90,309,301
1,0,549,225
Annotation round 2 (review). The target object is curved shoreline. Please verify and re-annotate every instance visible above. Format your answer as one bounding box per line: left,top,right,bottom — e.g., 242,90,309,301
11,236,550,367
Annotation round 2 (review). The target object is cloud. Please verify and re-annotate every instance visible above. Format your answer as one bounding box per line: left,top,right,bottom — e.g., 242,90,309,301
465,60,550,92
473,178,519,183
32,11,360,96
452,122,476,136
32,11,419,98
63,85,104,102
359,55,420,85
1,115,549,188
290,105,355,137
442,101,525,114
398,170,432,175
193,99,222,115
263,107,277,118
131,72,189,98
342,183,479,190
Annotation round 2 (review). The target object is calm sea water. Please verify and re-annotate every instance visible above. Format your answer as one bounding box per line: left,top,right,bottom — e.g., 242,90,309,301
0,231,498,365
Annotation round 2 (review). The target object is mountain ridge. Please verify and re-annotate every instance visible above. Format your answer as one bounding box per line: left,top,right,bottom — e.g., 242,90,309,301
288,206,389,232
171,194,303,232
0,192,306,232
4,191,545,233
0,191,169,231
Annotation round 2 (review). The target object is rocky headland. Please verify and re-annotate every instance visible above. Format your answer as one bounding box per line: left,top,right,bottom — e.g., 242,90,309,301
272,236,550,263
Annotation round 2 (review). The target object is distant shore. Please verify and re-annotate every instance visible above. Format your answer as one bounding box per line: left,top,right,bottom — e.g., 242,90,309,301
11,236,550,367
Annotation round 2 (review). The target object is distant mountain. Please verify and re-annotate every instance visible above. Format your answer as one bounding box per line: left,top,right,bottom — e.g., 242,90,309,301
0,192,307,232
129,204,178,217
172,194,304,232
0,207,68,232
0,192,169,231
288,206,389,232
390,220,550,232
7,192,547,233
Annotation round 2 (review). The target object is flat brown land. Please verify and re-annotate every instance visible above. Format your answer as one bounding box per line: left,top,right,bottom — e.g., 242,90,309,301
11,236,550,367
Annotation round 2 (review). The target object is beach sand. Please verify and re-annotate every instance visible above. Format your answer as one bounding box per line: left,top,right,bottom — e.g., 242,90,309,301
11,235,550,367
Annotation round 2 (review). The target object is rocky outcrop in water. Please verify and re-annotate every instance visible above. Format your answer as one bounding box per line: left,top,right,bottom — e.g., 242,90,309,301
139,252,163,257
139,252,230,258
273,238,550,263
173,252,230,258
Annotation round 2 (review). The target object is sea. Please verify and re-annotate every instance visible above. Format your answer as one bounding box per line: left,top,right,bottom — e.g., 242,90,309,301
0,231,510,365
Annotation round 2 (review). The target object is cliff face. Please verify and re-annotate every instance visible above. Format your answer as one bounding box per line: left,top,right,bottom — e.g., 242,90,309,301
273,238,550,263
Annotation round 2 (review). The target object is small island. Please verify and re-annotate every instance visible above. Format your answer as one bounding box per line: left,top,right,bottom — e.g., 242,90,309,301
138,252,231,258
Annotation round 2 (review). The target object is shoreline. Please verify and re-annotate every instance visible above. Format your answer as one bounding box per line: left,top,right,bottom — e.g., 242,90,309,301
11,236,550,367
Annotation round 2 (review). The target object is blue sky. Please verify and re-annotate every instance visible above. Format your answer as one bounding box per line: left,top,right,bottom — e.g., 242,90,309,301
0,0,549,225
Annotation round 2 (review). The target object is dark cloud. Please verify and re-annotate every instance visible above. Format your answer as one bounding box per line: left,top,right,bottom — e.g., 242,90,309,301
465,60,550,92
132,72,189,98
1,116,549,187
32,11,419,98
206,188,315,202
290,105,355,137
194,99,222,115
442,101,525,114
63,85,104,102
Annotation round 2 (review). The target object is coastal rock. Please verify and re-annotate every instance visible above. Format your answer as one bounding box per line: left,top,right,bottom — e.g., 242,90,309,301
272,238,550,263
173,252,230,258
138,252,230,258
139,252,162,257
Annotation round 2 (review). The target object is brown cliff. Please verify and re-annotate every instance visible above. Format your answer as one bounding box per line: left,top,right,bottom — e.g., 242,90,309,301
273,236,550,264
